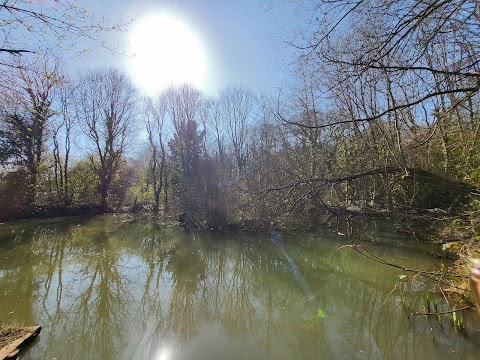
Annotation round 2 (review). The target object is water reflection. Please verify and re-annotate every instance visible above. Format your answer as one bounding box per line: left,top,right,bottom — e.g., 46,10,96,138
0,215,479,360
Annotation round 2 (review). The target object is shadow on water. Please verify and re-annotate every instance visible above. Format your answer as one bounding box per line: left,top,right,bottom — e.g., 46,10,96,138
1,215,480,359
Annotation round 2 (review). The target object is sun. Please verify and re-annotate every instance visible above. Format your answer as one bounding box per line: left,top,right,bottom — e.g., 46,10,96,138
127,13,207,95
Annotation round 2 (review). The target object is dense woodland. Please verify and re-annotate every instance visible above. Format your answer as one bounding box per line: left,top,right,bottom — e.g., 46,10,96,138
0,1,479,242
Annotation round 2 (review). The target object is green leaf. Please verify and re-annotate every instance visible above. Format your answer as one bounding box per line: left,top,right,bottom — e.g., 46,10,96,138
317,309,325,319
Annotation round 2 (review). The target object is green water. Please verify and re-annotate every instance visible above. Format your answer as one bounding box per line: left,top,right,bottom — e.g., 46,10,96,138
0,215,479,359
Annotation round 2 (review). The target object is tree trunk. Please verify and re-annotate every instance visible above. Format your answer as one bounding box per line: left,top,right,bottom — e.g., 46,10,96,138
99,181,109,212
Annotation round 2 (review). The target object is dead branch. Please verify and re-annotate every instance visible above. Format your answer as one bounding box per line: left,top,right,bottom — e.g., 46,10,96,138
410,306,472,316
267,166,480,197
0,48,34,54
331,244,469,291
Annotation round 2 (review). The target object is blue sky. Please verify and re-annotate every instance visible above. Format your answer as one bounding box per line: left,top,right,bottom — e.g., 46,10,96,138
82,0,307,96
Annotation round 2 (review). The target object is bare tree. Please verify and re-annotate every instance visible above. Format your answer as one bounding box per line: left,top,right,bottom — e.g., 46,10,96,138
261,0,480,217
143,95,169,213
75,68,137,211
208,98,227,167
0,57,63,203
0,1,125,56
219,86,255,174
164,85,203,184
268,0,477,136
162,85,211,222
52,81,75,205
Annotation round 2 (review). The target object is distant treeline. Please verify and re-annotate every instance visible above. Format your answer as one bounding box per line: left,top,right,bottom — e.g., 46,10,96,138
1,0,480,233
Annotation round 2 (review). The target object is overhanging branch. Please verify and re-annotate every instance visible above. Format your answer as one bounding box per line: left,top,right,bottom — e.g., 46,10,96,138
278,84,480,129
0,48,34,54
267,166,480,197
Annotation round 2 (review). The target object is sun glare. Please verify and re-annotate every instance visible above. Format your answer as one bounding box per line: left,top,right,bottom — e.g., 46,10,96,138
128,13,207,95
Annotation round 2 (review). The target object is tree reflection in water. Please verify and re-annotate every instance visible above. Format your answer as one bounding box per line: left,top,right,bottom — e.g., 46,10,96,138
1,215,480,360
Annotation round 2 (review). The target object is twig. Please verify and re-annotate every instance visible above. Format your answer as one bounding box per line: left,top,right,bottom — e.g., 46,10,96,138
410,306,472,316
331,244,469,291
326,244,360,263
380,283,400,308
355,245,468,278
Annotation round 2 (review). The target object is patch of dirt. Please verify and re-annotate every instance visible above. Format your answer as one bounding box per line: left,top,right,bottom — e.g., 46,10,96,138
0,323,29,350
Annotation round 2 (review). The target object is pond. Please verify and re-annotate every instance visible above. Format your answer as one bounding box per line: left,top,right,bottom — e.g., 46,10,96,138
0,215,479,359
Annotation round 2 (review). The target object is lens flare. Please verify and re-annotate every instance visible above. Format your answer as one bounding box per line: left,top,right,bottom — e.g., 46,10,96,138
128,13,207,95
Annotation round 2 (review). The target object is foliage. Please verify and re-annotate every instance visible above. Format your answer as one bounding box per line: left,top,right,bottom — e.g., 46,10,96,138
0,168,30,220
68,159,99,205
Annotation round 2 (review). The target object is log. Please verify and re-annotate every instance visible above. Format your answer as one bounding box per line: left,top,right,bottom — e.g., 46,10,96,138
0,326,41,360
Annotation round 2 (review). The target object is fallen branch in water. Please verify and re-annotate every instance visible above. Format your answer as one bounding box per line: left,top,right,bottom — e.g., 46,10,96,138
334,244,467,278
379,283,400,308
410,306,472,316
331,244,468,291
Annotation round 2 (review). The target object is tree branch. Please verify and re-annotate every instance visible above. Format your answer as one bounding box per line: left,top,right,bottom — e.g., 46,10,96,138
278,84,480,129
321,56,480,78
267,166,480,197
410,306,472,316
0,48,34,54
